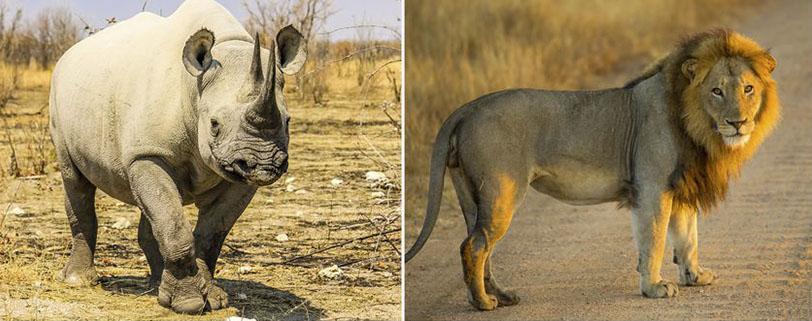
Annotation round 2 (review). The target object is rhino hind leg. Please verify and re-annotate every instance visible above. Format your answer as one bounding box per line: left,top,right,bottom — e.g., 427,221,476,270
138,214,164,288
56,156,99,287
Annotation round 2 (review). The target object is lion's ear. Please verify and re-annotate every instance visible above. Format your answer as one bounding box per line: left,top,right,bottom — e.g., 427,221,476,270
681,58,698,81
760,51,776,73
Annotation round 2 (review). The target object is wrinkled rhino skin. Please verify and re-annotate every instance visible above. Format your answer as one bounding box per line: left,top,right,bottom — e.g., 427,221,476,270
49,0,306,314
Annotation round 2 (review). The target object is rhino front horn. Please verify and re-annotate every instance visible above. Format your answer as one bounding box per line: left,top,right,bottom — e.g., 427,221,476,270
245,39,280,127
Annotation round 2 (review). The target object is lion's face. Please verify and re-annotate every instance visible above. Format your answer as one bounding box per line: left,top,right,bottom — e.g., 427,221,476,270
696,58,763,148
682,54,772,149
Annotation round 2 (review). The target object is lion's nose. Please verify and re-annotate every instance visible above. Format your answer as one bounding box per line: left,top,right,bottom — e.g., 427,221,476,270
725,118,747,130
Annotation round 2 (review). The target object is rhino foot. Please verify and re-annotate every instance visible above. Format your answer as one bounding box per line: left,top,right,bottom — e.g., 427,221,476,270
57,264,98,287
207,283,229,310
157,260,209,314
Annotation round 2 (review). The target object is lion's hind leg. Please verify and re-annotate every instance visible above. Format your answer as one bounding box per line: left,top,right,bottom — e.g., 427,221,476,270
668,207,716,286
458,172,525,310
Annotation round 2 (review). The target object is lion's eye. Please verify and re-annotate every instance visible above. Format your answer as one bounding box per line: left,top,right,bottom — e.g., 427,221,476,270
744,85,753,93
711,88,723,96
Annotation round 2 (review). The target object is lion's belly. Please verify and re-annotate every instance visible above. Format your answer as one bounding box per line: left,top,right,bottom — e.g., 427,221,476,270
529,162,625,205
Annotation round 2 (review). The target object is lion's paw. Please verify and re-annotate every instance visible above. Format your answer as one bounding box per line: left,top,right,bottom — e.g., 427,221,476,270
468,294,498,311
495,290,520,307
682,268,716,286
641,280,679,298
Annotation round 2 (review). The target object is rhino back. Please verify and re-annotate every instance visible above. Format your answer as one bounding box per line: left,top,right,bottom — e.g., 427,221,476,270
49,0,252,204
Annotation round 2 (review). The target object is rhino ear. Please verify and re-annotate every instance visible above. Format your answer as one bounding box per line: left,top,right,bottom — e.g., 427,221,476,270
275,25,306,75
182,28,215,77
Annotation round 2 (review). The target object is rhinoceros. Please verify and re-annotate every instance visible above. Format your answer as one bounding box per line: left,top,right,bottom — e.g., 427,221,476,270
49,0,306,314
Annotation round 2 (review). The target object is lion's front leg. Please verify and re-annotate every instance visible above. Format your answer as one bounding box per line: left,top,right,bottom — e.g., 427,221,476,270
632,190,678,298
668,208,716,286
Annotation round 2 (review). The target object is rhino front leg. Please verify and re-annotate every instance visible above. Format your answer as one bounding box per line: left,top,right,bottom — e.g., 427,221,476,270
128,158,208,314
193,182,257,310
57,157,99,286
138,214,164,288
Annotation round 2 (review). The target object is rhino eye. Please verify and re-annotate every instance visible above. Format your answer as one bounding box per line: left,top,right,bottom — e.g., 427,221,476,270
210,118,220,137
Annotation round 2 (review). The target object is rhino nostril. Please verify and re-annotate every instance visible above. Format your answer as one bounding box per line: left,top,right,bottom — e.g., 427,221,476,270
233,159,256,174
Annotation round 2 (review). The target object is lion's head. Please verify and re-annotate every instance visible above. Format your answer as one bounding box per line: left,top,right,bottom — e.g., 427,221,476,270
676,30,779,155
630,29,780,211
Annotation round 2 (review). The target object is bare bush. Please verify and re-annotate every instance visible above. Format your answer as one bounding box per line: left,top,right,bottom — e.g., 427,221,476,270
243,0,334,103
31,6,81,69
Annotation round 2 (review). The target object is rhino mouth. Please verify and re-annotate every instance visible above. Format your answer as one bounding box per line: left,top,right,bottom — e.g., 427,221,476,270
220,159,286,186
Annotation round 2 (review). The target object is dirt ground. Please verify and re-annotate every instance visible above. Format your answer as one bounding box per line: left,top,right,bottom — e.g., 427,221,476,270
405,1,812,320
0,58,402,319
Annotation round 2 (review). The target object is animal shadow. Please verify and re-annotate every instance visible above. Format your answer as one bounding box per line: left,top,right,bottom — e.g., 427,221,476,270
100,275,325,320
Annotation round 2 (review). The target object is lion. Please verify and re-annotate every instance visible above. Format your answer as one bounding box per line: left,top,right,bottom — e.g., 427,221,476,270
405,29,780,311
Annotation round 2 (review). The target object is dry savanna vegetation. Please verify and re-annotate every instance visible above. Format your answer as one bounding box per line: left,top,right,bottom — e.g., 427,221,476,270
0,1,401,320
404,0,762,237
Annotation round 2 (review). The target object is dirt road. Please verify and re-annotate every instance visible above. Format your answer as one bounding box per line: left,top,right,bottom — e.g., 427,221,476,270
405,1,812,320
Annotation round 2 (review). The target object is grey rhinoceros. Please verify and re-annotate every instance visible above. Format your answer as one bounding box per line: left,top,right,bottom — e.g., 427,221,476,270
49,0,306,314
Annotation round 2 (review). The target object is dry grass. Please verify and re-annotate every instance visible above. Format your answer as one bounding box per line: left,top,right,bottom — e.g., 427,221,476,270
0,47,401,319
404,0,763,238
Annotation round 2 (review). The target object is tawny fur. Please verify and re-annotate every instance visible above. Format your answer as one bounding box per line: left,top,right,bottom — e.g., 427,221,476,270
629,29,780,212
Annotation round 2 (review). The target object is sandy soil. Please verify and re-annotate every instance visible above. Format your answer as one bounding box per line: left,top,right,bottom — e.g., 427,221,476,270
0,62,402,320
405,1,812,320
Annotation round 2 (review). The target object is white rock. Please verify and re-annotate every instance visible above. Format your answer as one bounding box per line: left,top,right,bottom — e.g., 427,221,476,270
111,217,131,230
284,176,296,184
238,266,253,274
365,171,388,182
8,205,25,216
370,191,386,198
318,265,343,280
330,178,344,187
225,317,256,321
275,233,289,242
235,293,248,300
294,189,309,195
285,184,296,192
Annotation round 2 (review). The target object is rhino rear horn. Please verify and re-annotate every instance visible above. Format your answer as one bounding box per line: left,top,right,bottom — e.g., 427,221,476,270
182,29,215,77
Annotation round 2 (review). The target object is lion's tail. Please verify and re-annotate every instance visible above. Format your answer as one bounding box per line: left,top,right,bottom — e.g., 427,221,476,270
404,106,469,262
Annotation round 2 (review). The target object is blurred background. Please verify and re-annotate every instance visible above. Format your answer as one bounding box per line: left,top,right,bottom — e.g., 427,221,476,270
404,0,759,238
405,1,812,320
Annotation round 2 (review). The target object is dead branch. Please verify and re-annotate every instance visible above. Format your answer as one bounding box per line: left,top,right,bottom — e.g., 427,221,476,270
280,228,399,264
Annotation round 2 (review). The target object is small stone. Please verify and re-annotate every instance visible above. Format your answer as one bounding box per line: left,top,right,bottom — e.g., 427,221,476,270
318,265,343,280
111,217,131,230
330,178,344,187
364,171,387,182
285,184,296,192
284,176,296,184
370,191,386,198
238,266,253,274
225,317,256,321
275,233,289,242
235,293,248,300
294,189,309,195
8,205,25,216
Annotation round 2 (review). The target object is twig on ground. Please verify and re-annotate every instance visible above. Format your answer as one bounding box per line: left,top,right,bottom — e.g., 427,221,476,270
280,228,399,264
